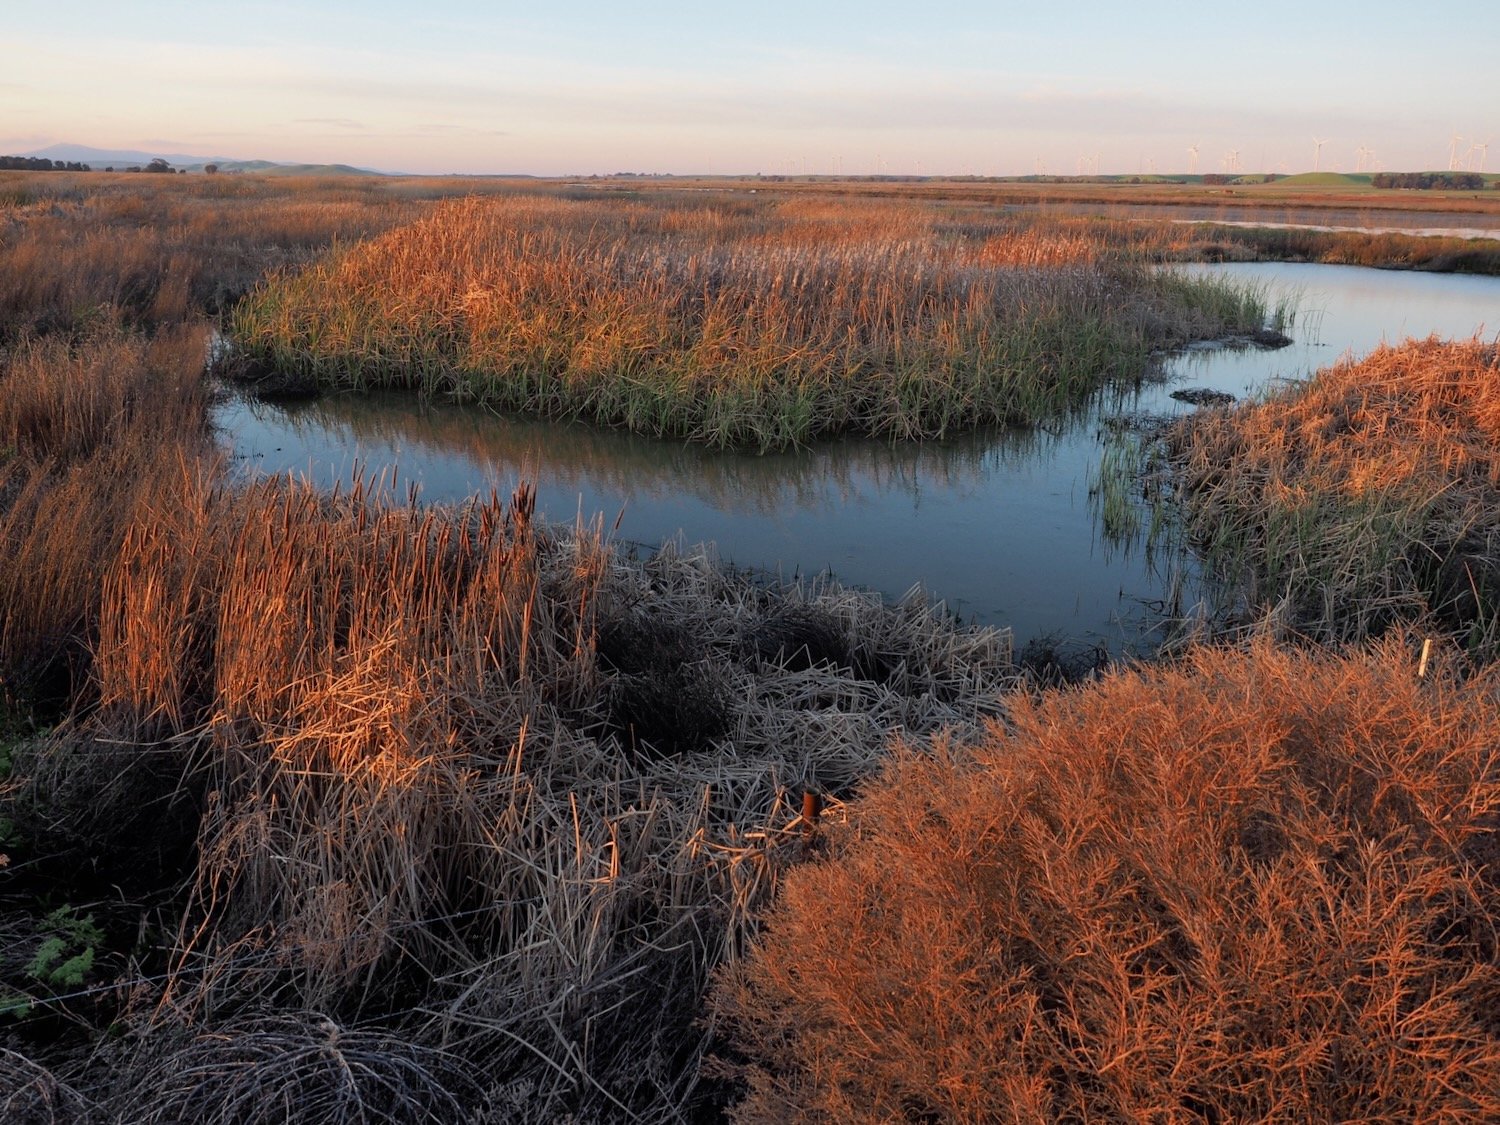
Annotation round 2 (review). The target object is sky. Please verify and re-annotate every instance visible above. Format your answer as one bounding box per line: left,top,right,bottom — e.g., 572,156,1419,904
3,1,1497,177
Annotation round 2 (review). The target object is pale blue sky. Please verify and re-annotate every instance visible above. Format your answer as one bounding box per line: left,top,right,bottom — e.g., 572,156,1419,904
3,1,1495,175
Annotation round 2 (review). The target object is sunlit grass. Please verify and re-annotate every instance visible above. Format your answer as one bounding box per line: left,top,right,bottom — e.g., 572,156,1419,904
1157,337,1500,654
3,170,1498,1121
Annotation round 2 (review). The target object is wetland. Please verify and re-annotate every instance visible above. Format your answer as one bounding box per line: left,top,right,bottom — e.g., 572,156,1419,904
219,260,1500,652
4,170,1499,1122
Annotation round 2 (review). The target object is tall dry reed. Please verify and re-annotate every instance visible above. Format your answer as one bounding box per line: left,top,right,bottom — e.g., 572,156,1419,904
0,322,212,703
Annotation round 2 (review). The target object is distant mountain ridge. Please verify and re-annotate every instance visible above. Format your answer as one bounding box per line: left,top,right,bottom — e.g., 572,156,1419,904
18,143,382,176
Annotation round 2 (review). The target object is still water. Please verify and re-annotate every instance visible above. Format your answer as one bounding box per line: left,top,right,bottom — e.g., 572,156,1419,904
215,263,1499,651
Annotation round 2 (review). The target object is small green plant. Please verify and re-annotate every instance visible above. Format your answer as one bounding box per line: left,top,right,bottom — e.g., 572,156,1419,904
1089,424,1148,543
27,906,104,990
1,906,105,1020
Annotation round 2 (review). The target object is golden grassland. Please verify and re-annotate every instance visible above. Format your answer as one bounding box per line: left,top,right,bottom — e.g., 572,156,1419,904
1158,338,1500,657
230,192,1278,448
1,170,1497,1121
634,176,1500,275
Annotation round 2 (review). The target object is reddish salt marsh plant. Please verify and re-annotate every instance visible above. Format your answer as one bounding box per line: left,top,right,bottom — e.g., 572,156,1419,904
716,638,1500,1122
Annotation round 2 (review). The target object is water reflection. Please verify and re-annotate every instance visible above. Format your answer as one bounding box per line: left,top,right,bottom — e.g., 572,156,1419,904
216,262,1500,652
231,392,1055,519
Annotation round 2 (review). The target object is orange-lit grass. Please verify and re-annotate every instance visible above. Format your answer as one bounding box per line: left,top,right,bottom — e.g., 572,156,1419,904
0,322,211,700
715,638,1500,1122
1160,337,1500,653
232,193,1275,448
0,323,206,463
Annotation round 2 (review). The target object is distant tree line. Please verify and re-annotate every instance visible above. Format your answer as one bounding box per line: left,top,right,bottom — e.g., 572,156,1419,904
0,156,93,171
1373,171,1488,190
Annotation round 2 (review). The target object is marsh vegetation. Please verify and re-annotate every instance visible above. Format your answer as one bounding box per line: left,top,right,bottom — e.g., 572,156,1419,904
2,169,1498,1122
1154,337,1500,655
230,193,1278,448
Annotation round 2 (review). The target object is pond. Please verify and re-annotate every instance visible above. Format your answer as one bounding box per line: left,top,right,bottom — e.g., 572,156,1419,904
214,262,1500,653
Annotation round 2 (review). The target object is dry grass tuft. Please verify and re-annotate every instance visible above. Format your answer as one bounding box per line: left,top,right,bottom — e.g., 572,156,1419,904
1159,337,1500,654
715,638,1500,1122
0,1045,95,1125
112,1012,480,1125
0,322,213,704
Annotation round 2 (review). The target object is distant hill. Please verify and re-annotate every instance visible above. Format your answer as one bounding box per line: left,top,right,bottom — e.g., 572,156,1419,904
18,143,382,176
1263,172,1370,188
209,160,384,177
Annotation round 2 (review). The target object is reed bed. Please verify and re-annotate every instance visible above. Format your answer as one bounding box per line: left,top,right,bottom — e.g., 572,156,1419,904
231,194,1275,449
715,637,1500,1122
1165,222,1500,275
1156,337,1500,655
7,172,1500,1121
0,322,213,704
4,470,1015,1120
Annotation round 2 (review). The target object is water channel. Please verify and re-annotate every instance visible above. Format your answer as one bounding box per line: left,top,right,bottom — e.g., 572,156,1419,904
215,262,1500,652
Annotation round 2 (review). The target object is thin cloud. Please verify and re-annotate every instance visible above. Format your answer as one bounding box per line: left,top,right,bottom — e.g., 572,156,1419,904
292,118,367,131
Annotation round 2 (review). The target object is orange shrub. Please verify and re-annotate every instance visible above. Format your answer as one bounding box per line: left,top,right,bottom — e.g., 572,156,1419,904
716,639,1500,1122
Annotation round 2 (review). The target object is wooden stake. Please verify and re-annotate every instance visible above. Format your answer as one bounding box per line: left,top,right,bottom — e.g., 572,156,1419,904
801,790,822,844
1418,637,1433,680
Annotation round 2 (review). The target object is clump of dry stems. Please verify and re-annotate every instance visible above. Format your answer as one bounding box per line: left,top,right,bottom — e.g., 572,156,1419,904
715,638,1500,1122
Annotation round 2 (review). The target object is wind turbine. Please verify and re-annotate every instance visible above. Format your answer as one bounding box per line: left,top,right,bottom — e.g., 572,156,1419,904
1475,138,1492,173
1187,144,1199,175
1229,148,1241,174
1312,136,1328,173
1449,133,1464,171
